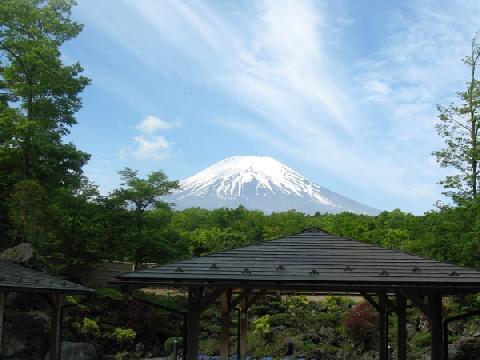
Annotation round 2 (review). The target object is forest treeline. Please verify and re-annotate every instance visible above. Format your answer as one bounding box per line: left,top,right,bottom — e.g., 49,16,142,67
1,0,480,278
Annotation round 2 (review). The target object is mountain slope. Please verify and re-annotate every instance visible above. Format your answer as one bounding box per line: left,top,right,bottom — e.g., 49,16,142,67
169,156,380,215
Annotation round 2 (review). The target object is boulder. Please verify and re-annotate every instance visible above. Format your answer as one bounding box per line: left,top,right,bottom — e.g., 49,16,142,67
0,243,33,263
2,311,49,360
449,336,480,360
45,342,97,360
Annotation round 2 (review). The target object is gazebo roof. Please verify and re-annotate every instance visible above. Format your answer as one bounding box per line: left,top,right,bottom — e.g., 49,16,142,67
117,229,480,294
0,260,94,295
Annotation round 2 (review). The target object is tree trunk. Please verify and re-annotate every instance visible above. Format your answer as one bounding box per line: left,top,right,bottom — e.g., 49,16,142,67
469,40,479,199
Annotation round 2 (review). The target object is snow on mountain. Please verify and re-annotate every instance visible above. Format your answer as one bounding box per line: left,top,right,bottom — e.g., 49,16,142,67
168,156,380,215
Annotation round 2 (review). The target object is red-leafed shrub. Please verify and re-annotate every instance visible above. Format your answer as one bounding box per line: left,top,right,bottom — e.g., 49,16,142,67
343,301,378,346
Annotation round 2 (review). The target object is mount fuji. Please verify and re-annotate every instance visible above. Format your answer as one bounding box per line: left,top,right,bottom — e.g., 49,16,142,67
168,156,380,215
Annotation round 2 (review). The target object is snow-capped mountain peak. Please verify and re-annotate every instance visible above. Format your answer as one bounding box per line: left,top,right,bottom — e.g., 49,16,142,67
170,156,379,215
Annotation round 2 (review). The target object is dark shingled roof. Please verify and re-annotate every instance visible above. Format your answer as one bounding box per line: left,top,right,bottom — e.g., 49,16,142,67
0,260,94,294
117,230,480,293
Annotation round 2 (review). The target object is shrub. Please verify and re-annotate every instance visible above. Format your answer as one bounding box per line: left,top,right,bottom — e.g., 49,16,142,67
65,295,79,305
75,317,100,339
97,287,126,302
269,313,295,327
254,315,271,335
412,331,430,349
322,296,353,313
313,312,339,328
113,327,136,345
343,302,378,347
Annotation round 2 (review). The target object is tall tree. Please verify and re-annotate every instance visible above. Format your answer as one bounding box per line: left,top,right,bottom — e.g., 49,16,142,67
0,0,90,245
434,35,480,204
112,168,179,265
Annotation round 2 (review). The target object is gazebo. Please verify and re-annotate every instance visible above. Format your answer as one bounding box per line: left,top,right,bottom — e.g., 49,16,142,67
117,229,480,360
0,260,94,360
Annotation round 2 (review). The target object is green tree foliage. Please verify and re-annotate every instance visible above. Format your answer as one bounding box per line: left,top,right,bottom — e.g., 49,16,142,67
110,168,181,265
0,0,90,187
0,0,90,247
434,35,480,203
7,179,49,244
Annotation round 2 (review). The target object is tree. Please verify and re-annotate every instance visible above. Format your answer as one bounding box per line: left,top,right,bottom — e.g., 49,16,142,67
434,35,480,204
0,0,90,245
7,179,49,245
112,168,179,265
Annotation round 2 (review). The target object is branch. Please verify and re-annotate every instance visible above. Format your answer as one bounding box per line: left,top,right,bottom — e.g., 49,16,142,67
0,45,29,76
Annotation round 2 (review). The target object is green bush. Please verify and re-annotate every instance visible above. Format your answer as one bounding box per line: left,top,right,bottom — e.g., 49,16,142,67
254,314,271,334
113,327,136,345
65,295,80,305
76,317,100,338
97,287,125,302
313,312,339,328
412,331,430,349
269,313,295,327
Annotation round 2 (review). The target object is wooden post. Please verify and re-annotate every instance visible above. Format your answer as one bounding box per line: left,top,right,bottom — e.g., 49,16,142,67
187,287,202,360
0,291,4,354
396,293,407,360
220,289,231,360
239,290,249,360
183,314,188,359
429,293,443,360
49,294,64,360
379,298,387,360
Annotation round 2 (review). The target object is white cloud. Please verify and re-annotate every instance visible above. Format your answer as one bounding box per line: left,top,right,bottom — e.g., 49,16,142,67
136,115,172,133
133,135,170,160
118,115,173,161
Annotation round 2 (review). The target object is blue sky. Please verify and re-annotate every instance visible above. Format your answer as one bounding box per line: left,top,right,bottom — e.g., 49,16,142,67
64,0,480,214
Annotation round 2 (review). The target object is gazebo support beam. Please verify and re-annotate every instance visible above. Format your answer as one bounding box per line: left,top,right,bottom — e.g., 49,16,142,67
239,290,249,360
0,291,4,353
362,292,389,360
379,296,388,360
47,293,64,360
187,287,203,360
396,293,407,360
429,293,443,360
220,289,232,360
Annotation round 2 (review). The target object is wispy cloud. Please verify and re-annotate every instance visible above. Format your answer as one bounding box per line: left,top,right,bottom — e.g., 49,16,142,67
76,0,480,212
136,115,172,134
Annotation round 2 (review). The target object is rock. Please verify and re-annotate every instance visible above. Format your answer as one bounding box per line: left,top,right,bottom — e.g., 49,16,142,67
2,328,27,356
44,342,97,360
0,243,33,263
2,311,49,359
449,336,480,360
